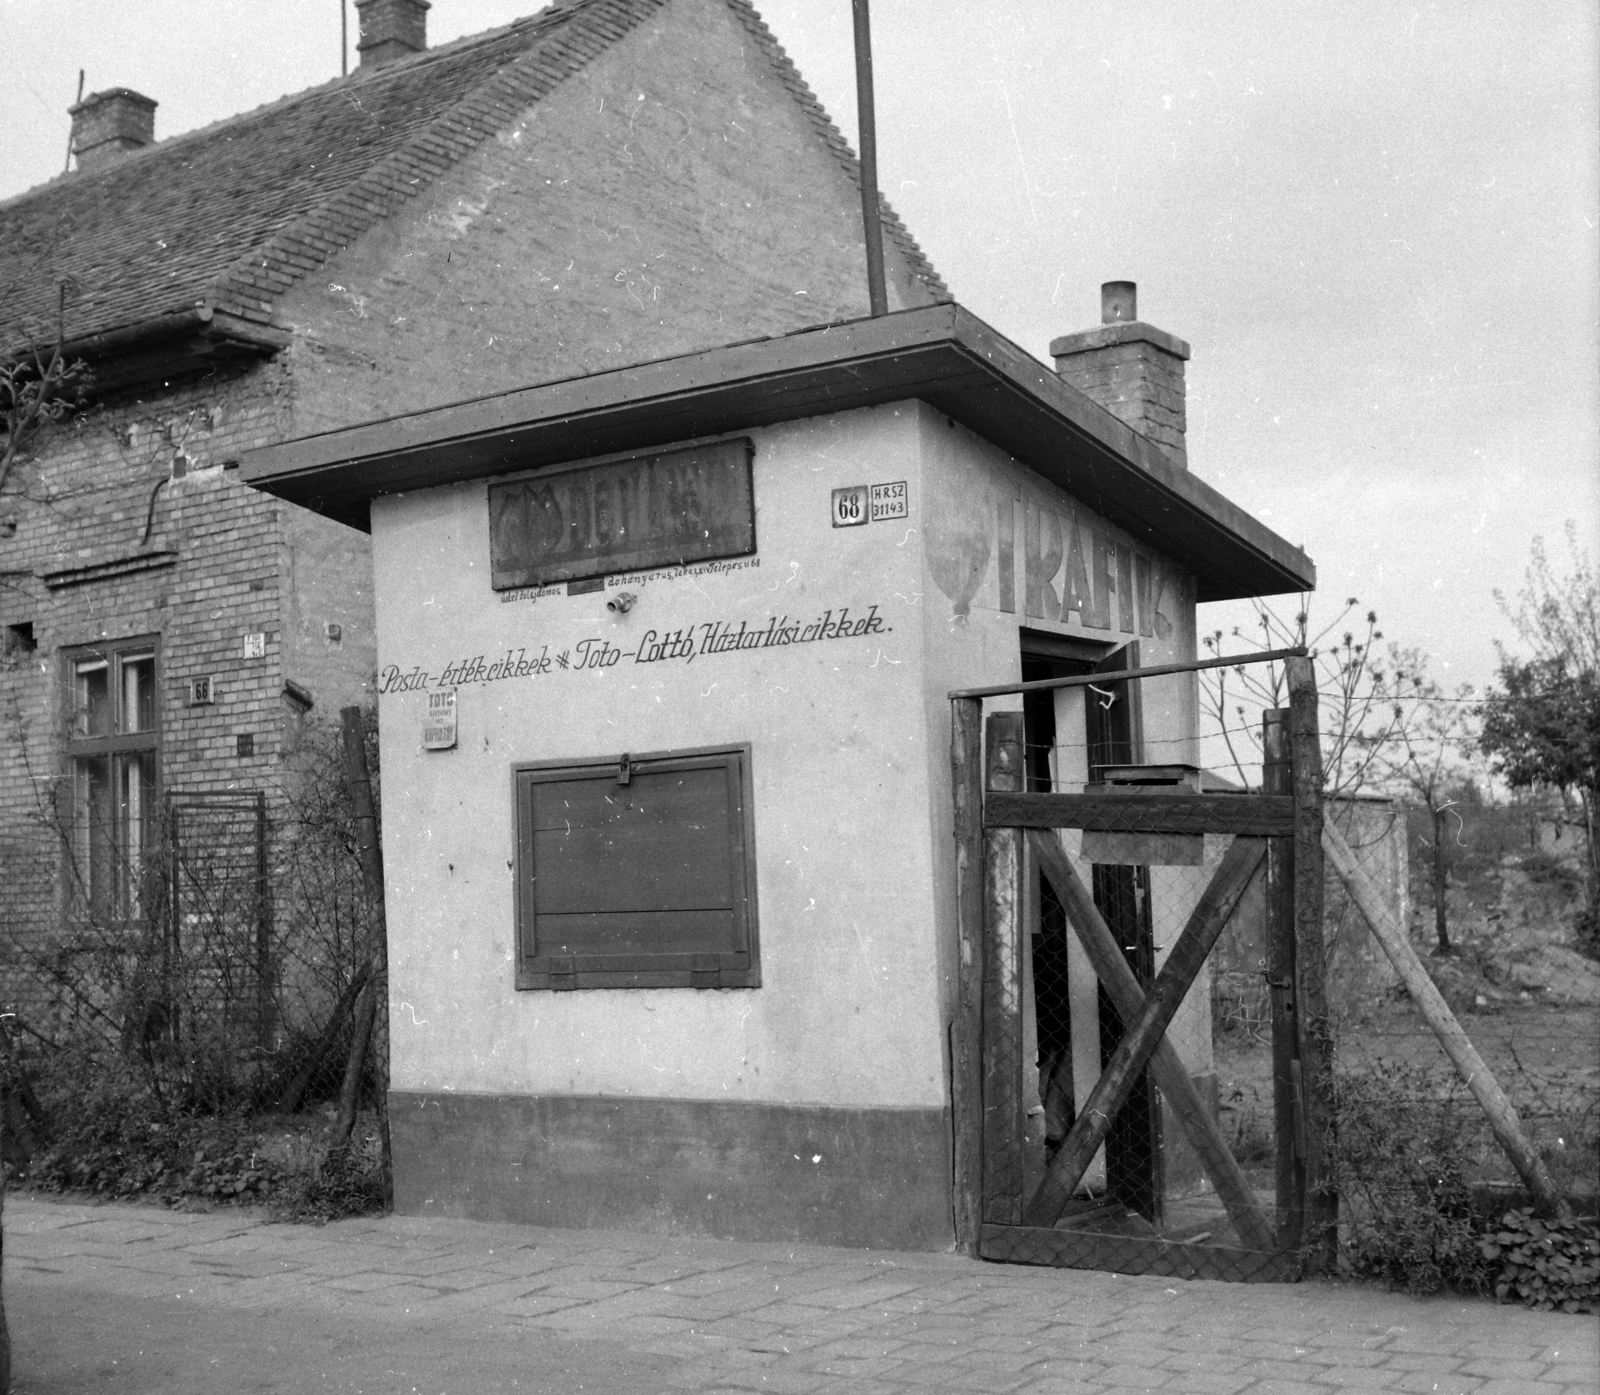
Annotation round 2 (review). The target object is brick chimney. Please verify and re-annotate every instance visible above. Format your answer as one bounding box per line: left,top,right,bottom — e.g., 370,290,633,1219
70,88,157,171
356,0,430,68
1050,282,1191,470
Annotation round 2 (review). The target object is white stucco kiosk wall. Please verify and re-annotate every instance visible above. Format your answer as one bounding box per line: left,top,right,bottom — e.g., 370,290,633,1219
371,406,945,1111
242,305,1314,1249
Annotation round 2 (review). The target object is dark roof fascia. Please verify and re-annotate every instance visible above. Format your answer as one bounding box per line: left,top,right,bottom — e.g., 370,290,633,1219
57,307,291,361
40,307,292,397
242,304,1315,602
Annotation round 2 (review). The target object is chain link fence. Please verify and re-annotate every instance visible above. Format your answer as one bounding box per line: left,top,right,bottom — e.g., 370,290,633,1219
1318,800,1599,1206
978,699,1292,1281
1019,837,1283,1268
971,655,1598,1287
0,708,387,1214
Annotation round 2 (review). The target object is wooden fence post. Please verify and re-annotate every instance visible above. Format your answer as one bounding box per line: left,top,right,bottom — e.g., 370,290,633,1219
1262,710,1304,1247
981,711,1026,1228
253,790,272,1054
1285,657,1336,1272
950,696,985,1255
0,1106,8,1394
340,706,393,1207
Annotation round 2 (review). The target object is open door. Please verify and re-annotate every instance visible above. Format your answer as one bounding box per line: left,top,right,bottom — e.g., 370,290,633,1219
1018,635,1162,1227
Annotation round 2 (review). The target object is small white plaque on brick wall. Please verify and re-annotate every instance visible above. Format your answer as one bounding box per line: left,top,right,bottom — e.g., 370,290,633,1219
423,689,457,751
242,632,266,659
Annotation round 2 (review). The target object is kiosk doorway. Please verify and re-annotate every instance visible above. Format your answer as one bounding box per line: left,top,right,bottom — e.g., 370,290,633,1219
1019,638,1162,1229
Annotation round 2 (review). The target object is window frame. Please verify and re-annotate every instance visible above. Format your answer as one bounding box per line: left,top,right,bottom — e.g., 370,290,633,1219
512,743,760,991
62,635,162,924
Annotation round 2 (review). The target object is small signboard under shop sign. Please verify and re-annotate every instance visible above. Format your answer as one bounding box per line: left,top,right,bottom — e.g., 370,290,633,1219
423,690,458,750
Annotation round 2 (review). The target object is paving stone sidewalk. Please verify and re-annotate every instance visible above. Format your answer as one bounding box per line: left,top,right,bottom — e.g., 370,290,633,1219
6,1194,1596,1394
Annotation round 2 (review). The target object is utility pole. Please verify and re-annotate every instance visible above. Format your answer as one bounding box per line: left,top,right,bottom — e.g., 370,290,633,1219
851,0,888,317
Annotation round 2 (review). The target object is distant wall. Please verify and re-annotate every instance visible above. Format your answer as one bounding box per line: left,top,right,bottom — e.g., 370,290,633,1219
1212,794,1406,1031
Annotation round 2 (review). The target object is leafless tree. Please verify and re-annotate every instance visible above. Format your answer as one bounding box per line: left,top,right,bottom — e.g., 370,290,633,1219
1201,594,1402,797
0,281,91,501
1361,649,1481,953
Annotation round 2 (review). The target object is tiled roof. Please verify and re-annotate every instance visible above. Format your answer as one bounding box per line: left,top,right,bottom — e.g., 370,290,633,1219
0,0,947,356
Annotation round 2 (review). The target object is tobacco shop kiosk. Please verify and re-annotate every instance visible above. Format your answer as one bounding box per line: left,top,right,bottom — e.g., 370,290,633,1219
244,303,1313,1250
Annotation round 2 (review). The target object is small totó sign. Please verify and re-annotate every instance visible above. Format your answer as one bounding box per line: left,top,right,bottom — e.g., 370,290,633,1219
832,482,907,528
423,689,458,750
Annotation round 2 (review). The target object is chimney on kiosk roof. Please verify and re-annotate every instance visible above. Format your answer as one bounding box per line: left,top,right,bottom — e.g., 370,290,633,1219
70,88,157,171
1050,281,1191,470
355,0,430,69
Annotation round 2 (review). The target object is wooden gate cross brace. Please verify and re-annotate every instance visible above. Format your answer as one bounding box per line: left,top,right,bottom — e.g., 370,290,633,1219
1023,834,1266,1226
1026,830,1276,1252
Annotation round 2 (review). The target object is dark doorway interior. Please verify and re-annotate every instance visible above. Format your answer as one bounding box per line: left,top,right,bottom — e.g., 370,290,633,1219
1018,637,1162,1223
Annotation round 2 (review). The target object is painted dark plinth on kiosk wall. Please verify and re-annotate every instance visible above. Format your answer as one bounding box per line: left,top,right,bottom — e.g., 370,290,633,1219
390,1092,954,1249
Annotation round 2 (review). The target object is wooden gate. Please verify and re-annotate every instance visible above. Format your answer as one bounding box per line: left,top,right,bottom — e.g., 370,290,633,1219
949,650,1338,1281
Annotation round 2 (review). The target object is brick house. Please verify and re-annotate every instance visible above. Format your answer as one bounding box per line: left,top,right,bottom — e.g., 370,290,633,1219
0,0,946,1034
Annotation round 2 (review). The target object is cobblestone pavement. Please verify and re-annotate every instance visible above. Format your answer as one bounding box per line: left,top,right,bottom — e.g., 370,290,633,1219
7,1194,1596,1394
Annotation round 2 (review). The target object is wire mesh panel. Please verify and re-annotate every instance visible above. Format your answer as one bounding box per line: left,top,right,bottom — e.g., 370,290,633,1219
167,791,272,1055
1324,813,1600,1244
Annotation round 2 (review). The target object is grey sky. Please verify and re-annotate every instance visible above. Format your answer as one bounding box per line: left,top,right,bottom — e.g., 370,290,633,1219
4,0,1596,696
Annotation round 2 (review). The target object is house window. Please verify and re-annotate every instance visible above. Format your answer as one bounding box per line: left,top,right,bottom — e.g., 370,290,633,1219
66,638,159,921
514,745,759,990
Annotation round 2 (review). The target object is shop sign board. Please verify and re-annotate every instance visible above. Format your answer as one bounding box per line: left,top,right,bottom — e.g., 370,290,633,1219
489,438,755,589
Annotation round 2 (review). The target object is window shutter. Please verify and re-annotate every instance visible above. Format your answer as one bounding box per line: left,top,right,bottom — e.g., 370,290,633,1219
515,746,758,990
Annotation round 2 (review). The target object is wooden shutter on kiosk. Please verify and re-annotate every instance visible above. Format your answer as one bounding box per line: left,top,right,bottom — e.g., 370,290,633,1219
514,745,759,990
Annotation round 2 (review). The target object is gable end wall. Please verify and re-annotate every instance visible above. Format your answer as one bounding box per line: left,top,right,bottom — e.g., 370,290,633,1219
281,0,940,432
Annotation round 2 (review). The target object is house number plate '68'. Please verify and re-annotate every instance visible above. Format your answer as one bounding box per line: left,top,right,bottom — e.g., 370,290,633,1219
831,481,907,528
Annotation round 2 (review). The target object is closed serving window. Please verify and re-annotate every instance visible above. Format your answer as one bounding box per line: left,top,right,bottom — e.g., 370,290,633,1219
514,745,758,989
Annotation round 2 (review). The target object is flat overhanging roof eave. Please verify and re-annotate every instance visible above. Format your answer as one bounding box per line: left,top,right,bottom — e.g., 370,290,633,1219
242,304,1315,602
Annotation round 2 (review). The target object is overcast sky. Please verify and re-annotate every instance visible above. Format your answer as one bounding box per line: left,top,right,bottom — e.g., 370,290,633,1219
3,0,1596,698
